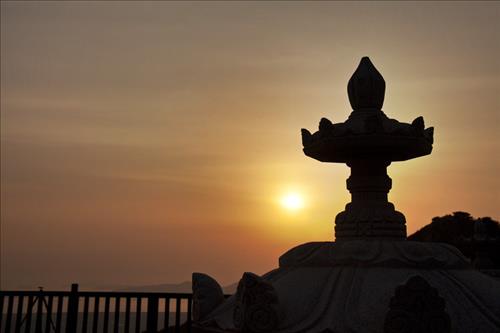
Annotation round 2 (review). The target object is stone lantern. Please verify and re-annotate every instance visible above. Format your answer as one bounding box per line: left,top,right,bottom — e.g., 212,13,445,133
191,57,500,333
302,56,433,241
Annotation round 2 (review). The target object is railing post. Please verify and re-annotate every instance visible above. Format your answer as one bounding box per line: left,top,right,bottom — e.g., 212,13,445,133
66,283,79,333
187,295,192,333
146,296,159,332
35,288,44,333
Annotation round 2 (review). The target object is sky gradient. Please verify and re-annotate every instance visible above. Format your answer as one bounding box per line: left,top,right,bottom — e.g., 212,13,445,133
1,1,499,290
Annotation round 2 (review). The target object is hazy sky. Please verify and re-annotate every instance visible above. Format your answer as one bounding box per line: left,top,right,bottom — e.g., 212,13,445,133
1,1,499,290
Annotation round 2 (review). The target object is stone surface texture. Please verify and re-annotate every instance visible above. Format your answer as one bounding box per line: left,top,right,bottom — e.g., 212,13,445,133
192,57,500,333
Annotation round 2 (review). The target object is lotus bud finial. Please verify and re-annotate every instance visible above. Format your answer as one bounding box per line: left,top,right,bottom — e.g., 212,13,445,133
347,57,385,111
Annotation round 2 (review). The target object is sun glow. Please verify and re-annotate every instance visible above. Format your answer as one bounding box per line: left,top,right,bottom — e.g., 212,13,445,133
281,193,304,211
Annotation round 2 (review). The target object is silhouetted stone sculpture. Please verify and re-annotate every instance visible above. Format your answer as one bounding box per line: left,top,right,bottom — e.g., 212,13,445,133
302,57,433,240
192,273,225,322
384,276,450,333
233,273,283,333
192,57,500,333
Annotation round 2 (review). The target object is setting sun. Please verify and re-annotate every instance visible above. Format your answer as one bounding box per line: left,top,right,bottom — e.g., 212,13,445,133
281,193,304,211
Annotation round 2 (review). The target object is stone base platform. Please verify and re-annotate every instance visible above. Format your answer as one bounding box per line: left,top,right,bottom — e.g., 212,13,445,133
194,241,500,333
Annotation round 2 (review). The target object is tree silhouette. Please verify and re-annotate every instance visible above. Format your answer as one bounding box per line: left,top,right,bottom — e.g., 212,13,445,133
408,212,500,267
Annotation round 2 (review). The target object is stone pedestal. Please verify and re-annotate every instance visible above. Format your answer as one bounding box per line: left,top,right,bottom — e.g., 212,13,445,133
335,160,406,240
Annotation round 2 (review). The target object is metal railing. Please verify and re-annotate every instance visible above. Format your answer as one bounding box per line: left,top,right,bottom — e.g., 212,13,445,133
0,284,194,332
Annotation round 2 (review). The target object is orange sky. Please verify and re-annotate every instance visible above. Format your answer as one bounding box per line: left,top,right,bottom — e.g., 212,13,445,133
1,2,499,290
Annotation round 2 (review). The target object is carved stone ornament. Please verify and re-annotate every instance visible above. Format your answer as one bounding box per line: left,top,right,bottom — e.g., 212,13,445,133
233,272,283,333
384,275,451,333
192,272,225,322
301,57,434,240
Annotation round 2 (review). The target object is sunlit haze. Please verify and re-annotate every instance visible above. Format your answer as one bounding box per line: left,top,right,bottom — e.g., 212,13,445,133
1,2,499,290
280,192,304,211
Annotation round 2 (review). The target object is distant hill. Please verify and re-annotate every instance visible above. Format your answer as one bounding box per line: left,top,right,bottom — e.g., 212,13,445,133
115,281,237,294
115,281,192,293
408,211,500,267
222,282,238,294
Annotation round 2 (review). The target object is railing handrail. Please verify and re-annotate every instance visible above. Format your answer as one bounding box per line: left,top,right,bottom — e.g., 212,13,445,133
0,290,196,298
0,285,206,333
0,285,232,332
